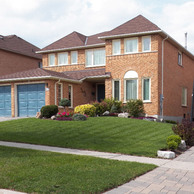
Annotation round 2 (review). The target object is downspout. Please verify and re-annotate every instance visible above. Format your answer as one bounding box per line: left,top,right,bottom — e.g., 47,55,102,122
161,35,168,120
55,79,61,105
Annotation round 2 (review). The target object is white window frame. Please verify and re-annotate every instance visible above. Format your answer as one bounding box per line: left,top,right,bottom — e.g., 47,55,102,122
124,37,138,54
55,83,63,105
71,51,78,64
142,77,151,102
112,79,121,101
178,51,182,66
68,85,73,108
48,54,55,66
112,39,121,55
182,87,187,106
58,52,68,65
142,36,151,52
124,78,138,102
85,48,105,67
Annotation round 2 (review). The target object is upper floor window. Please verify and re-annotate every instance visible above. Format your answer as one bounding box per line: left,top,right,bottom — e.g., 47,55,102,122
124,38,138,53
85,48,105,67
48,54,55,66
71,51,78,64
58,52,68,65
112,39,121,55
178,52,182,66
142,36,151,52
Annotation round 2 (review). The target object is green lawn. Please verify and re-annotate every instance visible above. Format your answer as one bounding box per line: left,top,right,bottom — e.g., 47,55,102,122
0,146,156,193
0,117,173,157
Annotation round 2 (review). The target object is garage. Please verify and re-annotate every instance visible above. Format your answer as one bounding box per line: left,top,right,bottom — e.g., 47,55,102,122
0,85,11,117
17,83,45,117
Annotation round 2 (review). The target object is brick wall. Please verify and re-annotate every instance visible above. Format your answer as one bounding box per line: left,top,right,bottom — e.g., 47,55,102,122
0,50,41,76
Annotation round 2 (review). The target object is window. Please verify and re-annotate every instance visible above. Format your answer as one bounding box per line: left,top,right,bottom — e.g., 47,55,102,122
85,49,105,66
58,52,68,65
112,80,120,100
182,87,187,106
142,36,151,52
142,78,150,102
112,40,121,55
48,54,55,66
124,38,138,53
57,83,63,105
68,85,73,107
71,51,78,64
178,52,182,66
124,71,138,102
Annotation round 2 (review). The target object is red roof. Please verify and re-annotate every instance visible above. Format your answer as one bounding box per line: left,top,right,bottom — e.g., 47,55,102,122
41,15,161,52
0,35,41,59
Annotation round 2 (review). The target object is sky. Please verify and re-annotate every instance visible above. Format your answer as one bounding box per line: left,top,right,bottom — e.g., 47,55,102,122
0,0,194,54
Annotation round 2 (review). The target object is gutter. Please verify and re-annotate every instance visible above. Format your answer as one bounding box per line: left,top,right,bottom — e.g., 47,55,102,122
37,43,105,54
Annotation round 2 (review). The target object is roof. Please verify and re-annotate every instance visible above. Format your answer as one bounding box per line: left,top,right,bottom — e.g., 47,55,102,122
0,68,110,83
39,15,161,53
0,35,41,59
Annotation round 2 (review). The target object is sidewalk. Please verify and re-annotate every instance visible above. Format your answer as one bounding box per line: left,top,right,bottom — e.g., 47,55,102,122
0,141,194,194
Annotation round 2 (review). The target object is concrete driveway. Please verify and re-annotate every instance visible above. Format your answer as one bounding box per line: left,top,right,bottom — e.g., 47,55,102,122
0,117,26,122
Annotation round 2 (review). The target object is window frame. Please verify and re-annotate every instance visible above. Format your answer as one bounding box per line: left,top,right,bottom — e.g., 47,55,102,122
48,54,55,66
58,52,68,66
124,37,138,54
112,39,121,55
85,48,105,67
178,51,182,66
182,87,187,106
68,85,73,108
71,51,78,64
55,83,63,106
142,36,151,52
112,79,121,101
124,78,138,102
142,77,151,102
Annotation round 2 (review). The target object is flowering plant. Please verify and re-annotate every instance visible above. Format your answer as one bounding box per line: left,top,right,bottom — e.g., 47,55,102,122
57,112,71,117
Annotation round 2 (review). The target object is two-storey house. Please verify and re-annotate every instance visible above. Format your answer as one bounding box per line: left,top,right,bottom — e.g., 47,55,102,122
0,15,193,121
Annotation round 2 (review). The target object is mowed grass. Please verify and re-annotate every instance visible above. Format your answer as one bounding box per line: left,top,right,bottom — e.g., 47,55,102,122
0,117,173,157
0,146,156,193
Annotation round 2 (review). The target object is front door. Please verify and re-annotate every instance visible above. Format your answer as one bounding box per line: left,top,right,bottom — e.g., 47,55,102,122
97,84,105,102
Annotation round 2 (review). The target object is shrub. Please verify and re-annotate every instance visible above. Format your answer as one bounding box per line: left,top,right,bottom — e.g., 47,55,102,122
126,99,145,117
92,101,107,115
167,135,181,145
165,120,177,124
110,104,118,113
103,98,122,112
172,119,194,146
41,105,58,118
72,113,87,121
167,141,178,151
59,98,70,107
74,104,96,117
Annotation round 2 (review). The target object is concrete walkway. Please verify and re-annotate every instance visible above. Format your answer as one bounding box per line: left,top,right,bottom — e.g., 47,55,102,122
0,141,194,194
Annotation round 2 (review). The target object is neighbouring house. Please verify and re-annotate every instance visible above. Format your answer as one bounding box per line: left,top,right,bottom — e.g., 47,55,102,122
0,15,193,121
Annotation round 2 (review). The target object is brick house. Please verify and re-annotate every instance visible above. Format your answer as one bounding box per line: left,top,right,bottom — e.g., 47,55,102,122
0,15,193,121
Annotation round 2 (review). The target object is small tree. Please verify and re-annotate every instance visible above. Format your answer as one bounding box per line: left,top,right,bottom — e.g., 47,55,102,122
126,99,145,117
59,98,71,108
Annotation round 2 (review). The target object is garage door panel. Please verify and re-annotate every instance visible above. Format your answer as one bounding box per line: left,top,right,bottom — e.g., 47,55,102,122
28,109,38,116
28,101,38,108
28,92,38,100
5,101,11,108
18,93,27,100
0,86,11,117
19,101,27,108
0,102,4,109
38,92,45,100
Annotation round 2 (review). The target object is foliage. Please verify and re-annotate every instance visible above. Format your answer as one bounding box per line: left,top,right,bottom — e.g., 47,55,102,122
167,141,178,151
74,104,96,117
110,104,118,113
72,113,87,121
166,135,181,145
92,101,107,115
126,99,145,117
57,112,72,118
172,119,194,146
165,120,177,124
103,98,122,112
40,105,58,118
121,104,128,112
59,98,70,107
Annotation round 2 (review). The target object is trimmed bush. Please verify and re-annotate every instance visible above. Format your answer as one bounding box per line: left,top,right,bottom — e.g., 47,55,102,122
74,104,96,117
167,135,181,145
72,113,87,121
167,141,178,151
110,104,118,113
103,98,122,112
41,105,58,118
59,98,71,107
126,99,145,117
92,101,107,115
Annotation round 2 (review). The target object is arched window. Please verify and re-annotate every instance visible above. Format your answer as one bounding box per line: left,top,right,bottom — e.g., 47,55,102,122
124,70,138,102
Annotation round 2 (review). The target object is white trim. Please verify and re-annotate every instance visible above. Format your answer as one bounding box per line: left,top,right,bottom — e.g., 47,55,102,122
112,79,121,101
68,84,73,108
85,64,105,68
142,36,151,52
55,82,63,105
80,74,110,81
124,37,138,54
142,77,151,103
112,39,121,55
36,43,105,54
99,30,162,39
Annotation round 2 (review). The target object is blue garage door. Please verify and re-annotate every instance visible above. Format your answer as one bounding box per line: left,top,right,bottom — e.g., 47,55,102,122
0,86,11,117
17,84,45,117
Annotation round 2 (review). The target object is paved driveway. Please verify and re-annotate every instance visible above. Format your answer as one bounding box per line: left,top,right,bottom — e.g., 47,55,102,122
0,117,26,122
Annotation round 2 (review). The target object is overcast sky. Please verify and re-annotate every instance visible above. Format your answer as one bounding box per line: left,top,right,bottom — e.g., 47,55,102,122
0,0,194,53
